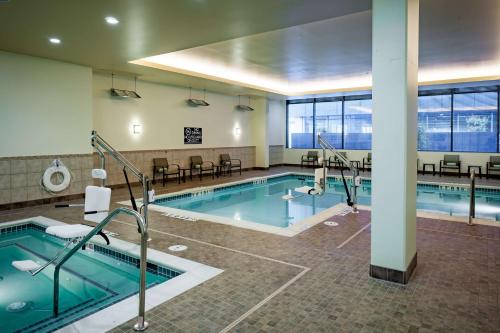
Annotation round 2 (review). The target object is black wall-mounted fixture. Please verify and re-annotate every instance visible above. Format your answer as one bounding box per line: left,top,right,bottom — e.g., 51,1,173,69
110,74,141,99
187,87,209,107
236,95,254,111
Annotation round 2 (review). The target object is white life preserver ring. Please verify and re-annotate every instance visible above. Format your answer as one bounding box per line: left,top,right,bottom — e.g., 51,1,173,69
42,160,71,193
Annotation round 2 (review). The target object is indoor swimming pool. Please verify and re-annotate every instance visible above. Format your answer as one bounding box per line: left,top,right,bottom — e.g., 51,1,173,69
151,174,500,233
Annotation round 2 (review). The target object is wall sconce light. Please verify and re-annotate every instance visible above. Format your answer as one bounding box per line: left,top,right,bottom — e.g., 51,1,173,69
234,127,241,136
133,124,142,135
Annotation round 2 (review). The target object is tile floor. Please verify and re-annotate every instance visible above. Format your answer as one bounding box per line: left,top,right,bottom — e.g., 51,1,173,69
0,166,499,332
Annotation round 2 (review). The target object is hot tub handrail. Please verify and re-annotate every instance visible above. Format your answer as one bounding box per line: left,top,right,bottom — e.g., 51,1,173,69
53,207,149,330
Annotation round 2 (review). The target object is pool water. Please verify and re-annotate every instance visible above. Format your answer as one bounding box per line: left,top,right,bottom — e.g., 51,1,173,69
0,225,175,333
156,175,500,227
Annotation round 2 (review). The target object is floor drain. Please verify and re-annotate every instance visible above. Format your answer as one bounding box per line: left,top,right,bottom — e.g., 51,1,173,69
168,245,188,252
324,221,339,227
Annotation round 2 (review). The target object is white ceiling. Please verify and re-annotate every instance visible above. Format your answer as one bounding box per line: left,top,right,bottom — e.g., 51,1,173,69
1,0,499,97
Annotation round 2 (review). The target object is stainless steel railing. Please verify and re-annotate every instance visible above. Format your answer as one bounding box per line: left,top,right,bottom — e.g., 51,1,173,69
53,207,148,327
468,169,476,226
90,131,151,331
317,134,359,211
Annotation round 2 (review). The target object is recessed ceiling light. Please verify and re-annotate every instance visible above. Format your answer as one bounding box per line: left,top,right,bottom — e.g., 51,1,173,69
49,37,61,44
105,16,119,25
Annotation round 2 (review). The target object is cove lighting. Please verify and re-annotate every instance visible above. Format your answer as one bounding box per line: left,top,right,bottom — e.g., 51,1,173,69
49,37,61,44
105,16,119,25
131,54,500,96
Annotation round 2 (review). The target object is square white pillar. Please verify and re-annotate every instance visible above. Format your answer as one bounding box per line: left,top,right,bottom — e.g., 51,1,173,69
371,0,419,284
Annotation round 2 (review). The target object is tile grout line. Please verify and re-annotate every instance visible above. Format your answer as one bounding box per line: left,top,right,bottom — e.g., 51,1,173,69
219,267,311,333
417,226,500,241
112,219,309,269
112,219,311,332
336,223,371,249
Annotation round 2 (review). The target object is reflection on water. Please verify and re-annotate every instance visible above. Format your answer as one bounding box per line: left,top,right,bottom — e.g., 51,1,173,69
160,176,500,227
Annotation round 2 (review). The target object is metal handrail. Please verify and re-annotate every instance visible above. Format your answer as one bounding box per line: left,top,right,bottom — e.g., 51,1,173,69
468,169,476,225
317,134,359,211
91,131,144,181
90,131,151,331
53,208,149,326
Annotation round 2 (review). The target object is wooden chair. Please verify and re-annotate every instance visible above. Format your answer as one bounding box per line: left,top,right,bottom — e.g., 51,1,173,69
220,154,242,176
152,158,180,186
301,151,318,168
486,156,500,178
362,153,372,171
190,156,214,180
328,152,347,169
439,154,461,177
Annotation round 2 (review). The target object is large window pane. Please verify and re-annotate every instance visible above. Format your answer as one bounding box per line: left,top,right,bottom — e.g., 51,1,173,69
344,99,372,149
418,94,452,151
314,101,343,149
453,92,498,152
287,103,314,148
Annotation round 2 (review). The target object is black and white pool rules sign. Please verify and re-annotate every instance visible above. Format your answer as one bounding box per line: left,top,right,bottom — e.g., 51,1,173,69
184,127,202,144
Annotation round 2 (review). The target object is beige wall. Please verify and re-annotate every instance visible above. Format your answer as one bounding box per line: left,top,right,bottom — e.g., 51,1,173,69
93,73,257,151
0,51,93,157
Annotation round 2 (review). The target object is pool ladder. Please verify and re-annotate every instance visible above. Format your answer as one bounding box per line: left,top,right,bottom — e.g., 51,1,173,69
468,169,475,225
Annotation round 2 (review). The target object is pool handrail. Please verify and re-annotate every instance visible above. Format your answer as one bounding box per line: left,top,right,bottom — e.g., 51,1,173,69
90,130,151,331
468,169,476,225
53,207,149,331
317,134,359,211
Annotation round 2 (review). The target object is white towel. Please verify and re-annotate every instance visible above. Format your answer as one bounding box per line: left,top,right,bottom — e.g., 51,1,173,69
84,186,111,223
46,224,93,238
12,260,41,272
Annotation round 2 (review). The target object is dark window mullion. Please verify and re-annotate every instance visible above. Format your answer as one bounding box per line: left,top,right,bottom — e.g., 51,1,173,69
497,86,500,153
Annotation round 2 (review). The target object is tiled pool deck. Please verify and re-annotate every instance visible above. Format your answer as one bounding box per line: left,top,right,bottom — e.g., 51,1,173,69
0,166,499,332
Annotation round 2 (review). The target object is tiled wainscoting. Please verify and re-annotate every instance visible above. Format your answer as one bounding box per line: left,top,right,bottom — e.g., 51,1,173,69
0,146,256,206
269,145,284,166
0,154,94,206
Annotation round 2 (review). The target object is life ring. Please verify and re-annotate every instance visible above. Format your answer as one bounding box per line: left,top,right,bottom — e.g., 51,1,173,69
42,160,71,193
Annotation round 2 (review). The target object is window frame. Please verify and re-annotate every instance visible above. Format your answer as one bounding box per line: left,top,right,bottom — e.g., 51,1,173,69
285,85,500,153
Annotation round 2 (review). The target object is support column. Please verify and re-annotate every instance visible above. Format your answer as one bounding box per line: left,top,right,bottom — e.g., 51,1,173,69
370,0,419,284
252,97,269,169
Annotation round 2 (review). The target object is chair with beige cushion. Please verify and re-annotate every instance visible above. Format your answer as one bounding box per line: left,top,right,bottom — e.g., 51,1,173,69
486,156,500,179
301,151,318,168
439,154,461,177
190,155,215,180
220,154,241,176
152,158,180,186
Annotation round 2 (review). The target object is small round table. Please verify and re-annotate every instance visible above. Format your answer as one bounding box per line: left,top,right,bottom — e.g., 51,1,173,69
467,165,482,178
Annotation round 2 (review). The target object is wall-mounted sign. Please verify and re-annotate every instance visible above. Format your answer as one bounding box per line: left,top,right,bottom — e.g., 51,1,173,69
184,127,202,144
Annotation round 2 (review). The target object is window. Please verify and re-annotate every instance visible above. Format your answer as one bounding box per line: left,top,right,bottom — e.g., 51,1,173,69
314,101,343,149
417,94,452,151
286,86,499,152
452,92,498,152
287,103,314,148
344,99,372,150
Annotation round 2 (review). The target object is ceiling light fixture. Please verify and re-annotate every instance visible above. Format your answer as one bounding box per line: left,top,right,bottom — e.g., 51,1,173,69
236,95,254,111
110,74,141,98
187,87,209,107
105,16,119,25
49,37,61,45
